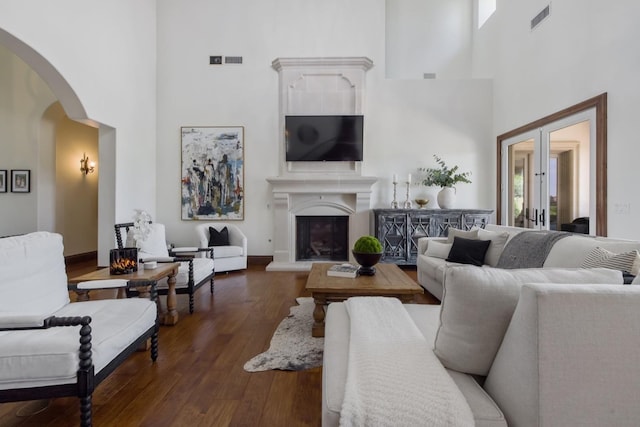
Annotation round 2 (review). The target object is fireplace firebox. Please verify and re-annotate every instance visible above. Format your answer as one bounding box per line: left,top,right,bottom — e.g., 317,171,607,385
296,216,348,261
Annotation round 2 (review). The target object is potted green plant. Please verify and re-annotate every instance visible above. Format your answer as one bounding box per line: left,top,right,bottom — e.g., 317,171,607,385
352,235,383,276
418,155,472,209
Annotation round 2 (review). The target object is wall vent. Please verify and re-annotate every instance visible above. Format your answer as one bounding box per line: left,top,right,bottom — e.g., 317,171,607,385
531,5,550,30
423,73,436,79
225,56,243,64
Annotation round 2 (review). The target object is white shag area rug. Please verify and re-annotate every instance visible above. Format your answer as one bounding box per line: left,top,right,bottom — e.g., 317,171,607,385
244,297,324,372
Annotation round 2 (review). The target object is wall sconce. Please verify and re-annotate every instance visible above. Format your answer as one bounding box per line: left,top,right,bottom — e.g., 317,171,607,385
80,153,96,175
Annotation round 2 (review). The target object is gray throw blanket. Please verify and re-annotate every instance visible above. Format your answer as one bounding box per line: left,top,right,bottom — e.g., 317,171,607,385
496,230,571,269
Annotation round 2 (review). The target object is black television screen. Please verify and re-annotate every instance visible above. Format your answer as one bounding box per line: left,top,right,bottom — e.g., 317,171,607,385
285,115,364,161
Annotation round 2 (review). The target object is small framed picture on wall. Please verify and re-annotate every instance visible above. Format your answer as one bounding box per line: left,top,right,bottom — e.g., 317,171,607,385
11,170,30,193
0,170,6,193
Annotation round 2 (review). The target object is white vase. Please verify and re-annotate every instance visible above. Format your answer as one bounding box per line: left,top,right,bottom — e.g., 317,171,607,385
437,187,456,209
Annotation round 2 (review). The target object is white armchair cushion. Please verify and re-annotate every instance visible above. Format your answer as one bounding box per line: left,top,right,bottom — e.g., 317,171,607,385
424,241,452,259
212,245,244,259
434,266,623,376
0,232,69,318
76,279,128,290
153,258,213,290
0,298,156,390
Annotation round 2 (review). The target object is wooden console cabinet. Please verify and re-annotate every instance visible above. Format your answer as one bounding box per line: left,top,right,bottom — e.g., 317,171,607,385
371,209,494,265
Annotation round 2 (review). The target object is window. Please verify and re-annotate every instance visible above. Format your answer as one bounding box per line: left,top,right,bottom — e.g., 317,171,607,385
478,0,496,28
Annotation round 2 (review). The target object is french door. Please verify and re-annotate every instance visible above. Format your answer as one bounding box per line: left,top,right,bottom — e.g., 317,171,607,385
500,109,596,234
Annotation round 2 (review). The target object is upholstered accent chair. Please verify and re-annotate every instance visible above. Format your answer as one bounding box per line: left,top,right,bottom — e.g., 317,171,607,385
195,223,248,273
115,222,215,314
0,232,159,427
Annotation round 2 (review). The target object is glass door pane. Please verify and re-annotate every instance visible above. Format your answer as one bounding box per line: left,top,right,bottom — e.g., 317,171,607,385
547,120,590,234
502,131,540,229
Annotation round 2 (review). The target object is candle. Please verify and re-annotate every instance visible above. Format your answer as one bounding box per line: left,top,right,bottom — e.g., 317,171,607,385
407,174,411,184
393,173,398,183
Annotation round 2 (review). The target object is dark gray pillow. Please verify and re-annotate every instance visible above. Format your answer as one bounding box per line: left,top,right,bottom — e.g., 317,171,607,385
208,226,229,246
446,236,491,266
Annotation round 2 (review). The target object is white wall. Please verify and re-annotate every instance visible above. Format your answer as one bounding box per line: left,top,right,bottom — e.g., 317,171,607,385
156,0,493,253
0,0,157,263
0,44,56,236
472,0,640,239
386,0,472,79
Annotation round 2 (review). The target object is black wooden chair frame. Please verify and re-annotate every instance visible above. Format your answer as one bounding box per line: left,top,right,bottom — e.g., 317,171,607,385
114,222,215,313
0,283,159,427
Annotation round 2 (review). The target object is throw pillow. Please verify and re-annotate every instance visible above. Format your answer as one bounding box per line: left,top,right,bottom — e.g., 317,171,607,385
581,246,640,275
476,228,510,267
433,265,623,376
446,237,491,266
425,241,453,259
446,228,478,244
208,226,230,247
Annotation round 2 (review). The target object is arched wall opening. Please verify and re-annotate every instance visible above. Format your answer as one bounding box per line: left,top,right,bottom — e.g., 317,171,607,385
0,27,116,261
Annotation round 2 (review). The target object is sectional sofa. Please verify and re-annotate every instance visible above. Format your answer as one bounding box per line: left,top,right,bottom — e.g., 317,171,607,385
417,224,640,299
323,225,640,426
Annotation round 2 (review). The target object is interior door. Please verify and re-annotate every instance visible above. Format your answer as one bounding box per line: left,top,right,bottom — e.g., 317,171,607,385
501,109,595,233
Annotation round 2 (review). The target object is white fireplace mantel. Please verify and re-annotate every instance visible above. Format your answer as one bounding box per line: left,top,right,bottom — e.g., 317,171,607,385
267,57,376,271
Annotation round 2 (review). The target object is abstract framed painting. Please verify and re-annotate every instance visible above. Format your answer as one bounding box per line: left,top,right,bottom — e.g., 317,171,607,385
181,126,244,220
10,170,30,193
0,170,6,193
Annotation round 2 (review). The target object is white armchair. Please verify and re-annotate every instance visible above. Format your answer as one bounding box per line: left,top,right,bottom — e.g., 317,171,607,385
0,232,158,427
195,223,247,272
115,222,215,314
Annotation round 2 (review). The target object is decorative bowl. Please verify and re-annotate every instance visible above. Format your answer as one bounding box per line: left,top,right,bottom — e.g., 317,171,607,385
352,250,382,276
415,198,430,208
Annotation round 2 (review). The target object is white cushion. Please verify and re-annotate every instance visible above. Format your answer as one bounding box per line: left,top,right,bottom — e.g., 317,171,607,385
476,228,510,267
155,258,213,290
425,241,452,259
581,247,640,275
446,228,478,243
544,235,640,268
0,232,69,318
434,266,623,376
211,245,244,258
0,298,156,390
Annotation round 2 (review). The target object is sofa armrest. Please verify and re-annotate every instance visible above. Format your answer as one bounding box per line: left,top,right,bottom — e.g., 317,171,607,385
417,237,447,255
485,283,640,426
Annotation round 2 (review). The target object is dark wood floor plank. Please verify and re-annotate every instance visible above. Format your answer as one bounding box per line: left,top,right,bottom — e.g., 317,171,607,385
0,263,430,427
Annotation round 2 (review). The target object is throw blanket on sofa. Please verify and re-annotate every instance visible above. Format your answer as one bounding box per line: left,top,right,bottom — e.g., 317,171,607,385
496,230,571,269
340,297,474,427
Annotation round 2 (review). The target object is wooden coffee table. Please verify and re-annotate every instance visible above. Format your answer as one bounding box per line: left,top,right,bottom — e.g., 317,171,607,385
305,263,423,337
68,262,181,326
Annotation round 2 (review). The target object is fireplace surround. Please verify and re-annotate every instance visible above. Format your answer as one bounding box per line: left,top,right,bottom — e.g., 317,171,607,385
266,56,376,271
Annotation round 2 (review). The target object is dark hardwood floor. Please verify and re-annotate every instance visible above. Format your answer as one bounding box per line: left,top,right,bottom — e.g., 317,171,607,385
0,262,435,427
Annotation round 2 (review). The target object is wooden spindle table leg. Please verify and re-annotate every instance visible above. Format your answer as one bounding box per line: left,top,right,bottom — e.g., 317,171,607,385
162,266,179,325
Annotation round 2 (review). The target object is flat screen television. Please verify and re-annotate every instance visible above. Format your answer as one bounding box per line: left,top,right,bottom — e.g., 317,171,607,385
285,115,364,161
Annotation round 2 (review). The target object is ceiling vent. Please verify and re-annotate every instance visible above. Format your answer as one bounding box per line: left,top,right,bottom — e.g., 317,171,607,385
531,4,550,30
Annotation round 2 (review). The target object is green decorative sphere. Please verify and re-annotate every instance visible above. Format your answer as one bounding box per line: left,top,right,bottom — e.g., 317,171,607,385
353,235,383,254
352,236,383,276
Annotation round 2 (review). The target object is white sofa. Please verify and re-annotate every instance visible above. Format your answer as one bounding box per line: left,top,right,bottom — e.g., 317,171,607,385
195,223,248,273
417,224,640,300
323,265,640,426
